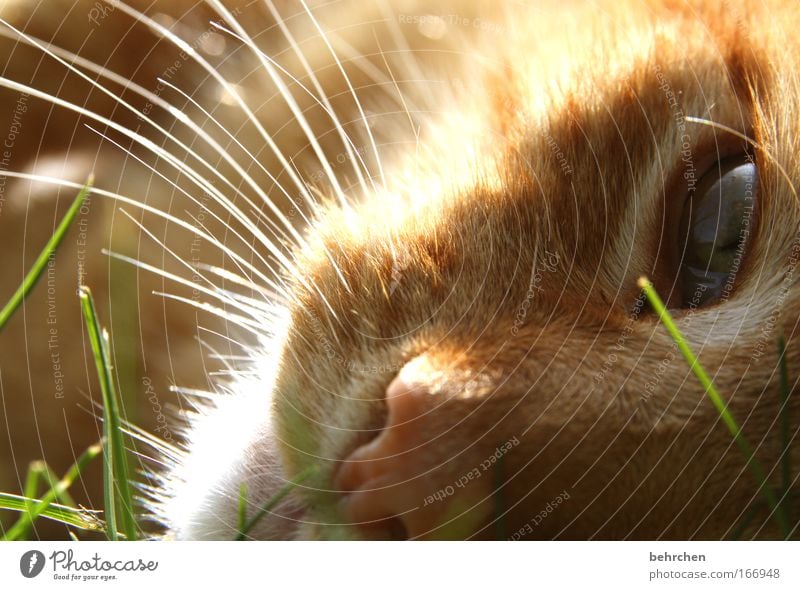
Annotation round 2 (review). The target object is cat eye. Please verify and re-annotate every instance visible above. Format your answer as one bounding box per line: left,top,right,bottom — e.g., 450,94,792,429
677,154,757,308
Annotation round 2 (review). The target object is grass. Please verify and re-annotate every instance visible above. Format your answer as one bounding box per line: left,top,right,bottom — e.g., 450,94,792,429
0,493,103,535
639,277,796,540
0,179,137,540
0,285,140,540
79,286,137,541
0,177,92,331
0,178,139,541
0,179,110,539
0,443,104,539
778,335,793,522
235,465,317,540
0,178,309,540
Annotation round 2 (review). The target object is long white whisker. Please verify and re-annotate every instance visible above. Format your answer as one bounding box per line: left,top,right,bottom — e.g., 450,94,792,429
249,3,375,194
193,328,288,377
111,210,289,320
93,2,352,304
183,206,293,300
82,124,298,294
205,0,350,208
375,0,431,112
686,116,798,202
299,0,386,188
0,18,307,262
0,171,293,299
1,23,316,255
196,264,278,299
179,28,357,299
375,34,419,141
0,68,303,286
109,246,273,337
328,32,425,116
169,386,217,402
195,338,243,378
156,292,271,337
154,77,316,233
103,0,317,218
112,218,290,340
124,423,183,462
155,80,354,305
210,23,373,198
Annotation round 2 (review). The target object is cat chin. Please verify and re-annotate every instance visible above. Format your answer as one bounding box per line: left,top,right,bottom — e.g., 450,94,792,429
155,387,279,539
153,327,303,540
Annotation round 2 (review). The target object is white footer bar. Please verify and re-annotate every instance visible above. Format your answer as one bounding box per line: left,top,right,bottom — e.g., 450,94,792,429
1,541,797,589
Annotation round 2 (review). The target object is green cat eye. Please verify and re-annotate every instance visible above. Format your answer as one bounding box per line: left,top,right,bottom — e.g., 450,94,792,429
678,155,757,307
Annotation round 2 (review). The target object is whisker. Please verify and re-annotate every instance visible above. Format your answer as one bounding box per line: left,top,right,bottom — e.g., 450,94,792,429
0,17,307,265
107,245,253,319
195,337,247,380
82,124,301,293
188,22,356,300
104,0,318,222
329,33,426,117
124,425,182,464
182,207,295,300
155,292,271,338
375,0,432,112
686,116,798,202
81,0,351,300
11,24,319,261
196,326,265,355
0,67,303,286
0,171,291,299
213,15,375,197
169,386,218,402
299,0,386,188
205,1,350,208
197,264,282,301
154,77,317,236
375,34,420,144
107,217,282,334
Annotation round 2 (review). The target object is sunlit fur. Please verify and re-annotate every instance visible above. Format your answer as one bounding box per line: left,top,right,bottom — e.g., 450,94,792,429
1,0,798,539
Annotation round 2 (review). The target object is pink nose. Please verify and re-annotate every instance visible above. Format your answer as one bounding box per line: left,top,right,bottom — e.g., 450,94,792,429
334,358,495,539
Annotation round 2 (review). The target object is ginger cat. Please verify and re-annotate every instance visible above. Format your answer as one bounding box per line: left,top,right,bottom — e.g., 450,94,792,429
0,0,797,540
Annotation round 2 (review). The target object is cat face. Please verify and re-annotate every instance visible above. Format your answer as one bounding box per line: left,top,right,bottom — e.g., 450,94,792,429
206,0,798,540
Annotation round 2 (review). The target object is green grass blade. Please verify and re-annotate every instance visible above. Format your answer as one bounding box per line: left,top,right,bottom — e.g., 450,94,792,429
0,493,102,533
729,502,763,541
23,462,47,500
777,335,791,505
23,461,73,507
638,277,790,539
79,287,137,541
3,444,102,540
0,177,93,331
15,462,52,541
235,466,317,540
8,460,79,541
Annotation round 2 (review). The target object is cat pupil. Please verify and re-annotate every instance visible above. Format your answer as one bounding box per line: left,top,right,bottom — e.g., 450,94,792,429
678,155,758,307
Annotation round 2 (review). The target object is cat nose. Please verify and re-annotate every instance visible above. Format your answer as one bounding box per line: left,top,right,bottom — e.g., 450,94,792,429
333,357,495,539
